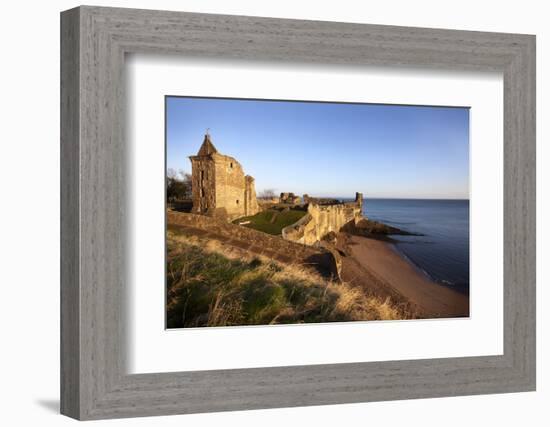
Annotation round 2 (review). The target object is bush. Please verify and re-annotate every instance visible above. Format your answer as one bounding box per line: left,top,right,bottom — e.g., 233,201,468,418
167,169,192,201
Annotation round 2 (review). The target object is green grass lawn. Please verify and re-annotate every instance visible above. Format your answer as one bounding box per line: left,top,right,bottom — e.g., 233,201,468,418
233,208,307,235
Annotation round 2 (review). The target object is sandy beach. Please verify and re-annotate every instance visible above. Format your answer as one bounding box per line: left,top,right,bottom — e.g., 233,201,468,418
338,233,469,318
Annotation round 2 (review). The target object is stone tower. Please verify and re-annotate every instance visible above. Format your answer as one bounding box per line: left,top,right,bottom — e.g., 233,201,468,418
189,133,260,221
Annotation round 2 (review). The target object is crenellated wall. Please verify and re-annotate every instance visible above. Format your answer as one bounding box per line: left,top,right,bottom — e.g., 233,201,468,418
282,193,363,246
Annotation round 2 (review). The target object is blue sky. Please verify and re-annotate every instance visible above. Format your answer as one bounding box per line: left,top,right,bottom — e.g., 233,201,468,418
166,97,469,199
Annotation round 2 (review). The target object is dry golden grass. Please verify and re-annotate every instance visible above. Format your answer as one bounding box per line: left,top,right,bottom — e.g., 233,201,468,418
166,231,408,328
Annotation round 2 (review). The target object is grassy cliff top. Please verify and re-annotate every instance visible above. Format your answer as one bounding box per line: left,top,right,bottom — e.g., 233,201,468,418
166,232,406,328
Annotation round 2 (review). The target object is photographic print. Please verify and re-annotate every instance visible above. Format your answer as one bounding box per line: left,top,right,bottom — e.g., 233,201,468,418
166,96,470,329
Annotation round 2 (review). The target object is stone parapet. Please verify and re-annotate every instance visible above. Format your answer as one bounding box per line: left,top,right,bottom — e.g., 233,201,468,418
282,194,363,246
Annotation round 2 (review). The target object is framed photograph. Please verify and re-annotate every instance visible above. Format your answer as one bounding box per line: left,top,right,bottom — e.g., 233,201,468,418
165,97,470,328
61,6,536,420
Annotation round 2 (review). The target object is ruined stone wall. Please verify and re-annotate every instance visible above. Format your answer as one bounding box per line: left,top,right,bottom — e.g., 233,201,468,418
305,202,362,244
244,175,260,217
190,134,261,221
283,193,363,246
190,157,216,215
279,192,301,204
213,154,248,220
167,211,340,278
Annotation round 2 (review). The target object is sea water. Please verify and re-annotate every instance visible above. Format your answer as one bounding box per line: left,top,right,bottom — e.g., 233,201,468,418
361,198,469,293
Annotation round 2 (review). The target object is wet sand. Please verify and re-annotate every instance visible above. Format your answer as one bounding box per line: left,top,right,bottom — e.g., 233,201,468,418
340,234,469,318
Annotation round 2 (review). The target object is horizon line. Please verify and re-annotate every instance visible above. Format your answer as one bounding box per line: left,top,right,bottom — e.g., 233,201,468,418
304,195,470,201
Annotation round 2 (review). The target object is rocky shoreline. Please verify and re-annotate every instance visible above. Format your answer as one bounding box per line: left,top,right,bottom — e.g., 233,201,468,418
347,218,422,242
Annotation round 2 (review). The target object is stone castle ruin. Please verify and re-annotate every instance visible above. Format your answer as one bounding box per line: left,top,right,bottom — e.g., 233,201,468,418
189,132,364,246
282,193,364,246
279,192,301,204
189,133,260,221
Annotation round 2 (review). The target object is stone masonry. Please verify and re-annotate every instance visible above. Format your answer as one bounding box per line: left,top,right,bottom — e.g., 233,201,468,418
167,211,340,278
279,192,301,204
189,133,260,221
282,192,364,245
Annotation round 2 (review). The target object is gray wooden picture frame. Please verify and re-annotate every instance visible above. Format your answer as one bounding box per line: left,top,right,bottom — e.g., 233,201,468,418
60,5,536,421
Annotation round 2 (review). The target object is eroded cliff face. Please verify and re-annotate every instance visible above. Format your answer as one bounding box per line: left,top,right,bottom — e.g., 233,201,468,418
282,194,363,246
